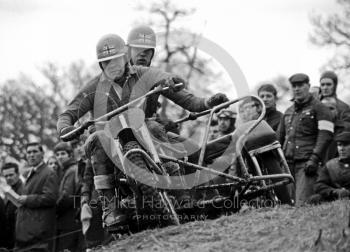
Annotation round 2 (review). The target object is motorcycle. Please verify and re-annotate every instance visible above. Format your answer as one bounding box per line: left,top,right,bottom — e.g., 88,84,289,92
61,84,294,232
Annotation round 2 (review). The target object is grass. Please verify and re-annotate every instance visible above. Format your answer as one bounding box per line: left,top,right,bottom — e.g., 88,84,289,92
94,200,350,252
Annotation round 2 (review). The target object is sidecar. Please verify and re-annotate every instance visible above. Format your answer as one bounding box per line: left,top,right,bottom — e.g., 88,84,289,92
156,95,294,219
104,95,294,224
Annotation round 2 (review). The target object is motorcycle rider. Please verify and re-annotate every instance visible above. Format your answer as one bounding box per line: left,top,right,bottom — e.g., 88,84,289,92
127,25,156,67
57,33,228,230
79,25,158,239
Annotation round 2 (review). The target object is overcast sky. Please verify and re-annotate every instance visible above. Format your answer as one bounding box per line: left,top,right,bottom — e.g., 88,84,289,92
0,0,340,93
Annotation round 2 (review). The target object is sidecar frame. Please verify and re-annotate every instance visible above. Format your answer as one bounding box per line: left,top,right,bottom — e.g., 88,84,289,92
115,95,294,216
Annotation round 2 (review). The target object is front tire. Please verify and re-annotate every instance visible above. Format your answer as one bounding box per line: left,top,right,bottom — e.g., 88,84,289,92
258,151,292,205
122,141,180,226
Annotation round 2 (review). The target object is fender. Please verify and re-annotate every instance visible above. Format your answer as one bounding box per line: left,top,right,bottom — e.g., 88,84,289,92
105,107,150,151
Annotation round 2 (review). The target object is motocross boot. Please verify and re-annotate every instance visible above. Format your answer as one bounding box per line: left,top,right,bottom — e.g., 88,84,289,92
98,189,128,232
91,148,128,231
123,141,178,226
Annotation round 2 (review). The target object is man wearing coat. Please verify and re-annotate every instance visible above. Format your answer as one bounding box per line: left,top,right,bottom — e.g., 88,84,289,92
1,162,24,250
313,132,350,202
257,83,283,131
277,73,334,206
15,142,58,252
54,142,83,252
319,71,350,160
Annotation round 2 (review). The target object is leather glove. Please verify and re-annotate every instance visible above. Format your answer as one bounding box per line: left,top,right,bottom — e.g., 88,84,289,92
304,154,319,177
164,121,179,133
80,203,93,235
332,188,350,199
154,117,179,134
170,76,186,91
159,77,185,93
206,93,229,108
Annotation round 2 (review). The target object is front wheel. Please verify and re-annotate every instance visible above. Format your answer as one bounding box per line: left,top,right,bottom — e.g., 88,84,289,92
122,141,180,226
258,151,293,205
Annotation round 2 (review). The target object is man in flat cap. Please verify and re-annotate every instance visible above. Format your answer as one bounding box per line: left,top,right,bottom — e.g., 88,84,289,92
277,73,334,206
311,132,350,202
319,70,350,160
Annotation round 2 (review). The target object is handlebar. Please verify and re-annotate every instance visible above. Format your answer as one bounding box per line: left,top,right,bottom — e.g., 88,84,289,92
60,83,184,142
175,95,266,124
174,110,211,124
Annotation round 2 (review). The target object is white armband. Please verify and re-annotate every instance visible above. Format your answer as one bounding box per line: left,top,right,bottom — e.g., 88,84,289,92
318,120,334,133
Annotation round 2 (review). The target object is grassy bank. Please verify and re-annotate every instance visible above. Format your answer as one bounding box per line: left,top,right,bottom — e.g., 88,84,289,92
95,200,350,251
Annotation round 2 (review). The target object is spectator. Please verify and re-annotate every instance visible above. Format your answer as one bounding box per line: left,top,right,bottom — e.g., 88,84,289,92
319,71,350,120
47,156,60,179
311,132,350,203
209,109,236,141
310,86,320,101
277,73,334,206
0,195,6,249
1,163,24,250
319,71,350,160
54,142,83,252
238,96,262,124
257,83,283,131
15,142,58,252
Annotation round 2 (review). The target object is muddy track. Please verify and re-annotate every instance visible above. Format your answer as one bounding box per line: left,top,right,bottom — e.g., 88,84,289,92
94,200,350,251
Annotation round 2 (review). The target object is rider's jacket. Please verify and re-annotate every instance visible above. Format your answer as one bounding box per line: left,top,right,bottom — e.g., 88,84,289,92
57,66,208,133
277,94,334,162
314,157,350,199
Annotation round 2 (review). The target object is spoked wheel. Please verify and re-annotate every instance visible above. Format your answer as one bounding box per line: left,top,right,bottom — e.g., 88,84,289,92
239,148,292,206
122,141,180,226
258,151,293,205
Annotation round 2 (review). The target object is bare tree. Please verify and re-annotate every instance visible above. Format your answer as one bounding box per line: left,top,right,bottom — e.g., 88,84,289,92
135,0,226,138
40,60,96,107
0,61,96,162
309,0,350,81
0,78,57,161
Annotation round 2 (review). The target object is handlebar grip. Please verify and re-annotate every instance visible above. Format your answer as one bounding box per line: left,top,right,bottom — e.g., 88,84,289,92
60,127,85,142
174,83,184,89
160,83,184,92
60,120,93,142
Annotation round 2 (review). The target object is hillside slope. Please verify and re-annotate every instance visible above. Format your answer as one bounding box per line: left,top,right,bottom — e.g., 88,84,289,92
95,200,350,252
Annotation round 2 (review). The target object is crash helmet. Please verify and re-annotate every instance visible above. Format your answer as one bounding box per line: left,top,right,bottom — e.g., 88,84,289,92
96,34,127,62
127,25,156,49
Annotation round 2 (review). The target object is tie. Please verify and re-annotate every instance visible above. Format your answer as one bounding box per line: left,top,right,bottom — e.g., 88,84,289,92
25,167,34,182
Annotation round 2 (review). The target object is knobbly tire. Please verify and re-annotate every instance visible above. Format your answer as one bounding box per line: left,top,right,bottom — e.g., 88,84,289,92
122,141,180,229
